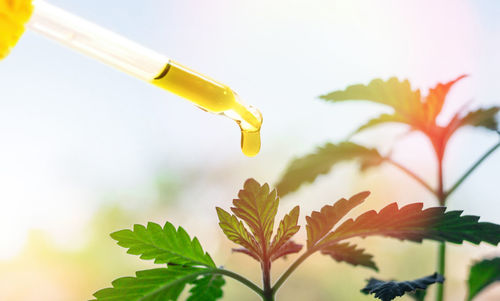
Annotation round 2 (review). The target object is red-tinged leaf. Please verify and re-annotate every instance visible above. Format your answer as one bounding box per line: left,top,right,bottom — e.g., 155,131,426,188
319,242,378,271
232,248,260,262
276,142,383,196
319,202,500,248
216,207,261,260
270,206,300,254
231,179,279,247
423,75,467,123
270,241,303,262
306,191,370,249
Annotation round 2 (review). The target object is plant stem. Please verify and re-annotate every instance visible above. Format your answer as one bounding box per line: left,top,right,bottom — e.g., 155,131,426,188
262,260,273,301
436,243,446,301
214,268,264,297
436,154,446,301
272,250,313,295
445,141,500,199
385,157,437,196
435,139,500,301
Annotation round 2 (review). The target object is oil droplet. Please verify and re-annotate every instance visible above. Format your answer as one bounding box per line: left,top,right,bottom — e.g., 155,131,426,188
241,129,261,157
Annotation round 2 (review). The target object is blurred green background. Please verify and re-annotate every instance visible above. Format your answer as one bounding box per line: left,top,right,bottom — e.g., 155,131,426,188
1,0,499,300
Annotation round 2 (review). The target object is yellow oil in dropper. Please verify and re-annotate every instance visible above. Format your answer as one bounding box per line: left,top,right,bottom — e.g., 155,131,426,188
151,60,262,157
8,0,263,156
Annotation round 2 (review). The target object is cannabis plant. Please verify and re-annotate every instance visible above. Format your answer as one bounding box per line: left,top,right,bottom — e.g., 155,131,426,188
276,75,500,301
92,179,500,301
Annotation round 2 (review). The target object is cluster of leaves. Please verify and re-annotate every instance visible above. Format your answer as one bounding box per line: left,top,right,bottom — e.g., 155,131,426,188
93,179,500,301
93,222,225,301
276,75,499,196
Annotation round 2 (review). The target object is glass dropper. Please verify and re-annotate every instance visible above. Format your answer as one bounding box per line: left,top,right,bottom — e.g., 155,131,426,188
13,0,264,156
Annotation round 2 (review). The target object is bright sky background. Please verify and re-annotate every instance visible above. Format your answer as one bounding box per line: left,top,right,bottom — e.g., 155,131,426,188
0,0,499,261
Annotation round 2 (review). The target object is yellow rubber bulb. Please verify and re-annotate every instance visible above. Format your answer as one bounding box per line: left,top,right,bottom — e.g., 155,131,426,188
0,0,33,59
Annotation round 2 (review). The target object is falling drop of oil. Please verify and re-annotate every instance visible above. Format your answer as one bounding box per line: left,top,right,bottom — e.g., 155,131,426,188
241,129,261,157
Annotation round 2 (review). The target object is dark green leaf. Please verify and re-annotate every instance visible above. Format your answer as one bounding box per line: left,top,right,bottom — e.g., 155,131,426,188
321,202,500,247
110,222,215,267
306,191,370,248
467,257,500,301
361,273,444,301
276,142,384,196
187,274,225,301
320,242,378,271
93,267,205,301
408,289,426,301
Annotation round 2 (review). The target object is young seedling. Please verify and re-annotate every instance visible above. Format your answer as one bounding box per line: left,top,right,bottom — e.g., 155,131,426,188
92,179,500,301
276,75,500,301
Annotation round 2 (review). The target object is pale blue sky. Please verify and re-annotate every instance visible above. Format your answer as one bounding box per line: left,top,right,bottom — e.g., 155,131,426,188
0,0,499,258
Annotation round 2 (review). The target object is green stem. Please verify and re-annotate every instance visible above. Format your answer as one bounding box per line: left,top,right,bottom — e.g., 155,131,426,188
262,260,273,301
436,153,446,301
214,268,264,297
385,157,437,196
262,292,275,301
436,243,446,301
445,141,500,199
272,250,314,295
435,139,500,301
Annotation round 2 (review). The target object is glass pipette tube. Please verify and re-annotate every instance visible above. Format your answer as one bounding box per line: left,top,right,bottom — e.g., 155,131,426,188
26,0,262,156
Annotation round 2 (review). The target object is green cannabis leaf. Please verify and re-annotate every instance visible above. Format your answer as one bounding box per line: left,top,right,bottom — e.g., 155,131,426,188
110,221,215,267
93,267,211,301
94,179,500,300
361,273,444,301
187,274,225,301
276,142,383,196
467,257,500,300
94,222,228,301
